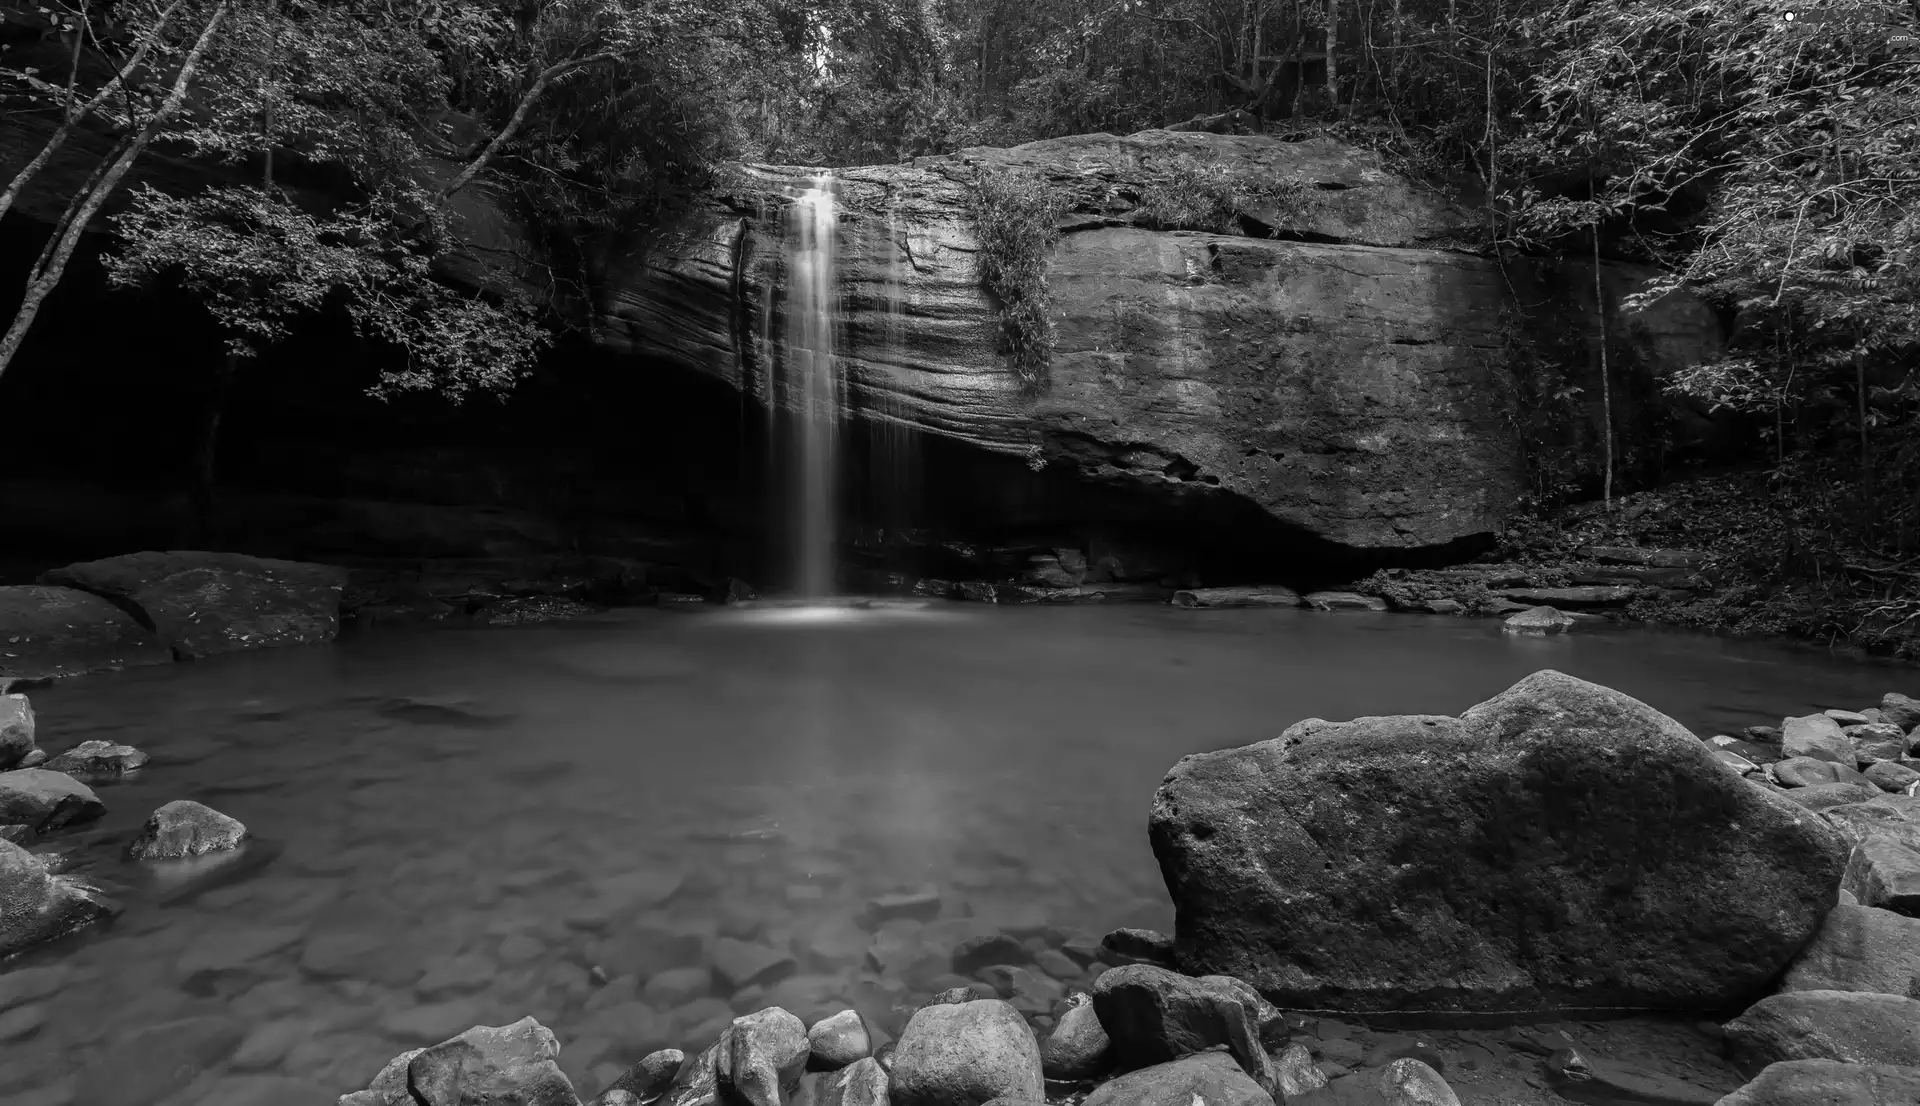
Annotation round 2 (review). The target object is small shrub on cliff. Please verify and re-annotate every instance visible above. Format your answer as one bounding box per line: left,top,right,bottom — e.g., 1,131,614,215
967,167,1069,392
1134,157,1316,235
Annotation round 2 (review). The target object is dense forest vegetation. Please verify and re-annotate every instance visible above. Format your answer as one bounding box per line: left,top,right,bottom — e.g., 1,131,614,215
0,0,1915,648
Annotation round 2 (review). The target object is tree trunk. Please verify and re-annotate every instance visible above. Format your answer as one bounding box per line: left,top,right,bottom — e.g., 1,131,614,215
1324,0,1338,114
1390,0,1402,88
0,0,229,385
0,0,187,225
1856,323,1870,496
1485,39,1496,246
1289,3,1304,117
190,351,239,545
441,47,643,199
1593,212,1613,509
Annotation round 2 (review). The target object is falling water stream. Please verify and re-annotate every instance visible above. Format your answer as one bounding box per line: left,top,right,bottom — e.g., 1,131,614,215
781,176,842,598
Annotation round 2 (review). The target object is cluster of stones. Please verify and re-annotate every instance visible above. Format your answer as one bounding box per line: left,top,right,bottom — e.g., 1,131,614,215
0,685,251,959
885,544,1705,616
336,931,1460,1106
1715,694,1920,808
1145,671,1920,1106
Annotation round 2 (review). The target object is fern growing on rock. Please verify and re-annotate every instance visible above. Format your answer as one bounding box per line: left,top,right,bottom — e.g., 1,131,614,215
967,167,1069,393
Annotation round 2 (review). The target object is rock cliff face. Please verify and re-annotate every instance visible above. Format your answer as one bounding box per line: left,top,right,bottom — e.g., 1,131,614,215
585,130,1723,552
0,120,1722,571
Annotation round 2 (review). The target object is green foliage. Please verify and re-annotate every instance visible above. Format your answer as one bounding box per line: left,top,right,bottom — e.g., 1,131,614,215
106,185,547,400
1497,465,1920,660
967,166,1068,391
1133,156,1316,234
1486,308,1591,507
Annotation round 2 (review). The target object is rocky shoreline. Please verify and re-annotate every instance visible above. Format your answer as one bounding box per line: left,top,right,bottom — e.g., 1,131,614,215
3,661,1918,1105
0,533,1901,694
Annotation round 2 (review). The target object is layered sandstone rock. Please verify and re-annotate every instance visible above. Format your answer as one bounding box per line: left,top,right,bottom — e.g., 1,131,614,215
594,131,1721,550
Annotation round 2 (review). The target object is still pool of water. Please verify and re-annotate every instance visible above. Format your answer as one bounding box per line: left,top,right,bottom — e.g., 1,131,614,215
0,604,1907,1105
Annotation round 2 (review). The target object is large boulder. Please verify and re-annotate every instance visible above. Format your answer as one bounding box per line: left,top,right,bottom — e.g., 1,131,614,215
595,1048,684,1105
1088,965,1270,1087
1150,670,1851,1016
807,1009,875,1072
1840,836,1920,916
1781,782,1886,812
888,999,1042,1106
1038,998,1109,1081
1774,757,1873,789
1723,991,1920,1075
1821,798,1920,851
1880,694,1920,731
1713,1059,1920,1106
1779,905,1920,998
40,550,347,660
721,1007,810,1106
1080,1052,1269,1106
0,836,118,957
792,1057,889,1106
0,768,106,835
341,1016,579,1106
0,584,172,681
1782,715,1855,765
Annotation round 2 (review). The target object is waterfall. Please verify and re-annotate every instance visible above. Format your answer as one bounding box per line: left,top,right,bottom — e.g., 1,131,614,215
781,175,841,598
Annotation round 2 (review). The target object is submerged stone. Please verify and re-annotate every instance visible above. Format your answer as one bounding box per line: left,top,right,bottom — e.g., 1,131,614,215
44,739,149,781
1502,605,1575,635
128,799,248,859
